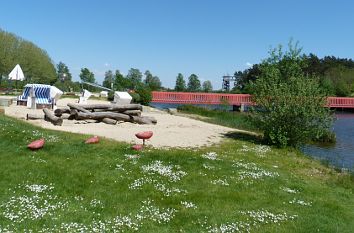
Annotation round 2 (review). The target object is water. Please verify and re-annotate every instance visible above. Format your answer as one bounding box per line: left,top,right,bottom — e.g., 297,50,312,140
150,103,233,111
302,112,354,170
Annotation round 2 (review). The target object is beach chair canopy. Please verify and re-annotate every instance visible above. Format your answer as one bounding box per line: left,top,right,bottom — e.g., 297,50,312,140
50,85,63,101
8,64,25,81
19,84,62,105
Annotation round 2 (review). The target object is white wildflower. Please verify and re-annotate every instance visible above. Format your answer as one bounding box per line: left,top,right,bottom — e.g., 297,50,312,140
289,198,312,206
181,201,197,209
211,179,229,186
201,152,219,160
141,160,187,182
281,187,298,194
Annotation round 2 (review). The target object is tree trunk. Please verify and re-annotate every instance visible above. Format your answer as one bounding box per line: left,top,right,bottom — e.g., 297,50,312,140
26,114,44,120
75,111,156,124
101,118,117,125
67,103,91,113
122,110,141,116
76,104,143,112
54,107,70,117
43,108,63,126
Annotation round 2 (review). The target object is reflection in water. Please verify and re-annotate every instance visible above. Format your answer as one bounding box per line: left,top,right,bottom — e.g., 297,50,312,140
302,112,354,170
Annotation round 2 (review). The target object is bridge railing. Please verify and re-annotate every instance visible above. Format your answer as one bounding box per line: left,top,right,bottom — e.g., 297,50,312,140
327,97,354,108
152,91,354,108
152,91,252,105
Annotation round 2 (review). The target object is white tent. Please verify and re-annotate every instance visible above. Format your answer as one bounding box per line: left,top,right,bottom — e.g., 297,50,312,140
100,91,108,97
50,86,63,101
8,64,25,81
114,91,132,105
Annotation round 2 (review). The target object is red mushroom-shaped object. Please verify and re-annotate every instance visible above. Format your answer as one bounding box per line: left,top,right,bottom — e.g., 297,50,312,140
28,138,45,150
85,136,100,144
135,131,153,146
132,144,144,151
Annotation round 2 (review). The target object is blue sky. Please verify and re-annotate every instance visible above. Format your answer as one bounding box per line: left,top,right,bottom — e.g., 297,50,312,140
1,0,353,89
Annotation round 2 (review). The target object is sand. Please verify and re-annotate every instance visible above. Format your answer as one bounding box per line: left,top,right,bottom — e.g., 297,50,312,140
3,98,241,148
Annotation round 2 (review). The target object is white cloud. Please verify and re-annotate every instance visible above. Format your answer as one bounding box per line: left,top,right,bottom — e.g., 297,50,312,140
246,62,253,67
104,63,110,67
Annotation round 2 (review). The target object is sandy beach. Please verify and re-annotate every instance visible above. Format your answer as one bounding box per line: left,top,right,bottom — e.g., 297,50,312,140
3,98,242,148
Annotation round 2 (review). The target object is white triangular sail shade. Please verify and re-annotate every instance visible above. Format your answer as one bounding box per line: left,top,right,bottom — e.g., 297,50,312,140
8,64,25,81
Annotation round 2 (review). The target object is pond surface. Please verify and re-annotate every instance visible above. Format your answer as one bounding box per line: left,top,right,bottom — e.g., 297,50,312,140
302,112,354,170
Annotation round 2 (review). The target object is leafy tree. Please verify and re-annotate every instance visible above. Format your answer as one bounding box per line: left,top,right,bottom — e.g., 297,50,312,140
134,84,152,105
202,80,213,92
144,70,161,91
0,29,56,85
103,70,114,89
114,70,126,91
57,62,72,82
79,68,95,83
187,74,201,91
250,41,333,147
175,73,186,91
126,68,142,90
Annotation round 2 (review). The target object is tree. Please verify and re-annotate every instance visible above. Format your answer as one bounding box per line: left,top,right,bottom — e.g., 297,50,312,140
187,74,201,91
103,70,114,89
144,70,161,91
0,29,56,85
79,68,95,83
250,41,333,147
175,73,186,91
113,70,126,91
126,68,142,90
202,80,213,92
57,62,72,82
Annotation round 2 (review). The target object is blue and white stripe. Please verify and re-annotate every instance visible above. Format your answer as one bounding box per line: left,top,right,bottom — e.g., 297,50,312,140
19,84,52,104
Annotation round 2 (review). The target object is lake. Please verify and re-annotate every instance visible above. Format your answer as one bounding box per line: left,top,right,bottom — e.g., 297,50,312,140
302,112,354,170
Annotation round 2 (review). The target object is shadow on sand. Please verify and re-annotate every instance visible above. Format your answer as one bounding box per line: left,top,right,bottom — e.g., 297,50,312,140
223,131,265,145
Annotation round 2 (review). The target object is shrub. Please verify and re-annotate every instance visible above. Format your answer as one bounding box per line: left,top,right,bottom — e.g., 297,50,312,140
134,85,152,105
250,41,334,147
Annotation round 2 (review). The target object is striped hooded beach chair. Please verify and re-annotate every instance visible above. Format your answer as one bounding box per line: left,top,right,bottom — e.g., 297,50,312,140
17,84,53,108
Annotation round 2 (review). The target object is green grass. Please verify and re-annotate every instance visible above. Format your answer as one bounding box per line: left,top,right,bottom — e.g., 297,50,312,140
0,114,354,232
177,105,258,132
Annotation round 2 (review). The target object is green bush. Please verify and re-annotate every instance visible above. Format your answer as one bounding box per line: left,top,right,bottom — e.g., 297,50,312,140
130,92,141,103
134,85,152,105
250,41,333,147
107,91,114,101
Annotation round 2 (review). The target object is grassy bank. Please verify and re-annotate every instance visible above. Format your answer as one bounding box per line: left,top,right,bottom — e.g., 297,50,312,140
177,105,258,132
0,115,353,232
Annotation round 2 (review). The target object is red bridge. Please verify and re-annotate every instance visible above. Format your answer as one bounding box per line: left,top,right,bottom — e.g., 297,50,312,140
152,91,354,109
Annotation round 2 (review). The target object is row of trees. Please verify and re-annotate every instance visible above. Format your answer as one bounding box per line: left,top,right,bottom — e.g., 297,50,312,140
233,52,354,97
0,29,56,87
175,73,213,92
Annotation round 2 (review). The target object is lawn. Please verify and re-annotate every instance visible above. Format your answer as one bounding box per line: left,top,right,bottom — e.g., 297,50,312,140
0,114,353,232
177,105,258,132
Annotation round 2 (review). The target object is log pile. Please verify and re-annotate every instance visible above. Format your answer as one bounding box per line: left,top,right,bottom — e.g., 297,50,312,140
38,103,157,126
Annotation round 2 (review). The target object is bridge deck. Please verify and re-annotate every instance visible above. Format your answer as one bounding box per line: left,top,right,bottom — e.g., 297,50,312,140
152,92,354,108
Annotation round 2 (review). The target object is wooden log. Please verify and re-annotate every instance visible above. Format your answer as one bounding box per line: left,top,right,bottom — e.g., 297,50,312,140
122,110,141,117
101,118,117,125
54,107,70,117
75,111,156,124
75,104,142,112
69,109,78,120
61,113,71,120
94,109,142,116
26,114,44,120
67,103,91,113
43,108,63,126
